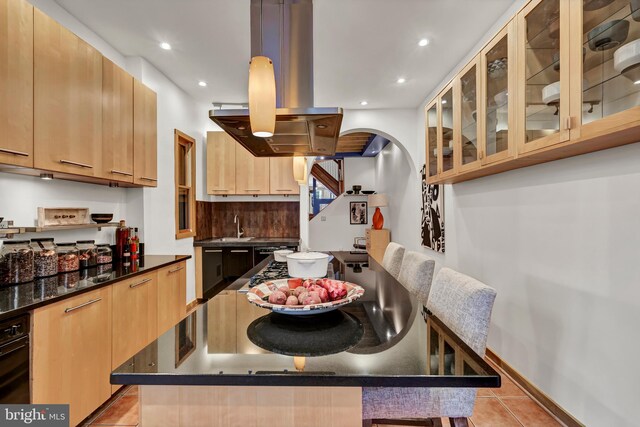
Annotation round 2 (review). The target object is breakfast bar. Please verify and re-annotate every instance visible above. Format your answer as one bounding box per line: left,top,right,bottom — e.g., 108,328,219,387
111,253,500,426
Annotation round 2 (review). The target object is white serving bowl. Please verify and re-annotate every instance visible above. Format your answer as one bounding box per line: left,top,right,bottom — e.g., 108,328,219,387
286,252,330,278
273,249,293,262
542,80,588,105
614,38,640,83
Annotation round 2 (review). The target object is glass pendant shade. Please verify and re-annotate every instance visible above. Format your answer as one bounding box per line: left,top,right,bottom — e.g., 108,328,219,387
248,56,276,138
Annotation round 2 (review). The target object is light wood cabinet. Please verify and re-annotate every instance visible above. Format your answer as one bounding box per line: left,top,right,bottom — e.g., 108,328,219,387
102,57,134,183
456,56,482,173
425,100,439,180
33,9,103,177
207,131,236,194
0,0,33,168
112,272,158,370
133,79,158,186
269,157,300,194
438,82,457,180
157,261,187,335
207,291,237,353
32,287,112,427
366,228,390,265
235,143,270,195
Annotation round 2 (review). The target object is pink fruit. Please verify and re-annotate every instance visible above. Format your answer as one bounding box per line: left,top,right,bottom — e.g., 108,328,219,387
302,292,322,305
268,290,287,305
285,295,299,306
297,292,309,305
276,285,290,296
293,287,308,297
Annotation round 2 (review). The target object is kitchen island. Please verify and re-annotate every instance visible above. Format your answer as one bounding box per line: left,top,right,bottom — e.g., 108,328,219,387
112,252,500,426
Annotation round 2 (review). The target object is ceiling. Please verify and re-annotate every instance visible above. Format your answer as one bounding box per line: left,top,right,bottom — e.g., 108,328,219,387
54,0,516,109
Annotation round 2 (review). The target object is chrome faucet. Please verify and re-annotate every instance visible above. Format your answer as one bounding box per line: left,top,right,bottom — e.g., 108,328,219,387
234,215,244,238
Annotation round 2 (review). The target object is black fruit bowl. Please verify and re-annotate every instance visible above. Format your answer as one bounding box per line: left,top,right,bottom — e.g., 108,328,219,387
91,213,113,224
362,190,375,195
345,190,354,195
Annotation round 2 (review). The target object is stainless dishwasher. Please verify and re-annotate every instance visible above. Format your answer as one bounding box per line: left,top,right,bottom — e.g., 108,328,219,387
0,314,30,403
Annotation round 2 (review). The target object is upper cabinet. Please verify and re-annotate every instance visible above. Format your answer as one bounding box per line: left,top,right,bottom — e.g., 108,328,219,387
425,100,439,180
439,83,457,179
33,9,103,177
235,143,270,195
102,58,134,183
133,79,158,187
207,131,236,194
457,56,482,172
269,158,300,195
0,0,33,168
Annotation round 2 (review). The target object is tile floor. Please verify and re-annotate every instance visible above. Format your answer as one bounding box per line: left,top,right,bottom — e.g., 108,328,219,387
83,360,564,427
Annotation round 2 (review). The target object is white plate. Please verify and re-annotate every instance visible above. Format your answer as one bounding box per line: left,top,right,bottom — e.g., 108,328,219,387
246,278,365,316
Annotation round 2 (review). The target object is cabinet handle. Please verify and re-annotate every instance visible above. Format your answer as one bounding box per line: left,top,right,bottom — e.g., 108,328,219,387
230,250,249,253
479,150,485,160
168,266,184,273
64,298,102,313
275,189,292,192
111,169,133,177
204,249,223,253
564,116,572,130
130,278,152,288
60,159,93,169
0,148,29,157
140,176,158,182
244,189,260,192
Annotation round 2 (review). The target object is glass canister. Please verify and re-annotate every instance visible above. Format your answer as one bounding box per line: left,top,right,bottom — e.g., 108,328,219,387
77,240,97,269
96,244,113,265
0,240,34,284
57,243,80,273
30,238,58,278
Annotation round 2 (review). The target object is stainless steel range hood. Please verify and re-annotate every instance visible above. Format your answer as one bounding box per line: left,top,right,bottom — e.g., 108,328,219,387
209,0,343,157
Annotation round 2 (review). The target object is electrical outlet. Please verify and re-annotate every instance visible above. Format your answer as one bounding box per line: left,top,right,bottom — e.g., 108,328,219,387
321,216,326,221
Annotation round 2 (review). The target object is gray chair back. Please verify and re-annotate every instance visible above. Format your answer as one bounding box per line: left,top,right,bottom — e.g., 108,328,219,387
397,251,435,304
426,267,497,356
381,242,405,279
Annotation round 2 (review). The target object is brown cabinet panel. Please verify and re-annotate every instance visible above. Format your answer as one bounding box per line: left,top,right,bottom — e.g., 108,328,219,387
157,261,187,335
0,0,33,167
32,287,112,427
112,272,158,370
34,9,102,176
207,131,236,194
269,157,300,194
207,291,237,353
236,144,270,195
133,79,157,186
102,57,134,183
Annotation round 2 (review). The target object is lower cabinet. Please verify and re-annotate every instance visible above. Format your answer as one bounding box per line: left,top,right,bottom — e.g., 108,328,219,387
222,247,253,282
157,261,187,334
32,287,112,427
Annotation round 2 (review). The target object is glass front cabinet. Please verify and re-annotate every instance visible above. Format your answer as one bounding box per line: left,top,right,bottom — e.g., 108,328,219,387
439,83,457,179
456,56,482,173
425,100,439,181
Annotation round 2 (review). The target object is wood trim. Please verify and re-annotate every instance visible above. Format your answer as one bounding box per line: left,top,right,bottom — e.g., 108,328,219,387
174,129,197,239
186,298,199,314
485,348,585,427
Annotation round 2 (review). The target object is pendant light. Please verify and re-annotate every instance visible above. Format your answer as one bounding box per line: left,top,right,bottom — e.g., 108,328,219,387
248,56,276,138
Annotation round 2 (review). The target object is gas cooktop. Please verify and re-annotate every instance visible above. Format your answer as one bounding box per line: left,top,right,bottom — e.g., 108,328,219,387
249,261,289,287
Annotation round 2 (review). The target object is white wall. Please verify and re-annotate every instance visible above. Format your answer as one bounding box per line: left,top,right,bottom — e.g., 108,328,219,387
308,157,375,251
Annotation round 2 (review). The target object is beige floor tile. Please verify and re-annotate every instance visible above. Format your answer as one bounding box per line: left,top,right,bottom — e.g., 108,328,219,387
501,397,562,427
470,398,522,427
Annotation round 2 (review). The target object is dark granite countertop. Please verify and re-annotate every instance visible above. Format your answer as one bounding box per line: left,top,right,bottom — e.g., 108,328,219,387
193,237,299,248
112,252,501,388
0,255,190,321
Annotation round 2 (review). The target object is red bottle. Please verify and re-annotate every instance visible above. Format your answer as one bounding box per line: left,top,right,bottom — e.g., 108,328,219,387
115,220,130,260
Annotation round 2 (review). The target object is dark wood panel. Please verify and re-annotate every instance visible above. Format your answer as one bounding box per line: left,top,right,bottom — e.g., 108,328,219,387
195,201,214,240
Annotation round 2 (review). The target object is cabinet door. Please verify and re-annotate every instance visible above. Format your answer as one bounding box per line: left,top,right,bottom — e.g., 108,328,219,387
236,143,270,194
438,83,458,179
133,79,158,186
157,262,186,334
0,0,33,167
207,131,236,194
207,291,237,353
572,0,640,140
269,157,300,194
517,0,571,155
457,57,482,172
34,9,102,176
112,272,158,370
480,19,517,165
102,57,134,183
32,287,112,427
425,100,439,183
222,247,253,280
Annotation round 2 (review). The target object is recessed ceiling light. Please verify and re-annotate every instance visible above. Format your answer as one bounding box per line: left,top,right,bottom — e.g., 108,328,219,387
360,100,368,106
441,99,447,104
418,38,429,47
198,81,207,87
397,77,406,84
160,42,172,50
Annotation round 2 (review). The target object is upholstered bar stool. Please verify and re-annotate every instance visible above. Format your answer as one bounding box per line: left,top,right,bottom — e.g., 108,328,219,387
397,251,436,305
381,242,405,279
362,268,497,427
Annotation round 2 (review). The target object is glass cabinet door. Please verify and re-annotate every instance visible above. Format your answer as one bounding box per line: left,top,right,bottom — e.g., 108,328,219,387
481,20,516,164
518,0,570,154
577,0,640,136
457,58,481,172
425,101,439,181
439,84,456,178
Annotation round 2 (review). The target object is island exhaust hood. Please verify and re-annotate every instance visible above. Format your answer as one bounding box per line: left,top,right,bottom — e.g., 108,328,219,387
209,0,343,157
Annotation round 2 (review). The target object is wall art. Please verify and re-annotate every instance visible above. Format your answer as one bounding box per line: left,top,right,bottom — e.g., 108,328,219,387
421,165,444,252
350,201,368,225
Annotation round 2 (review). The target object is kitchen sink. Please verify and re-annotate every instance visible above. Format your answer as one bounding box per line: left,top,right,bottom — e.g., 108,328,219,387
214,237,254,242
